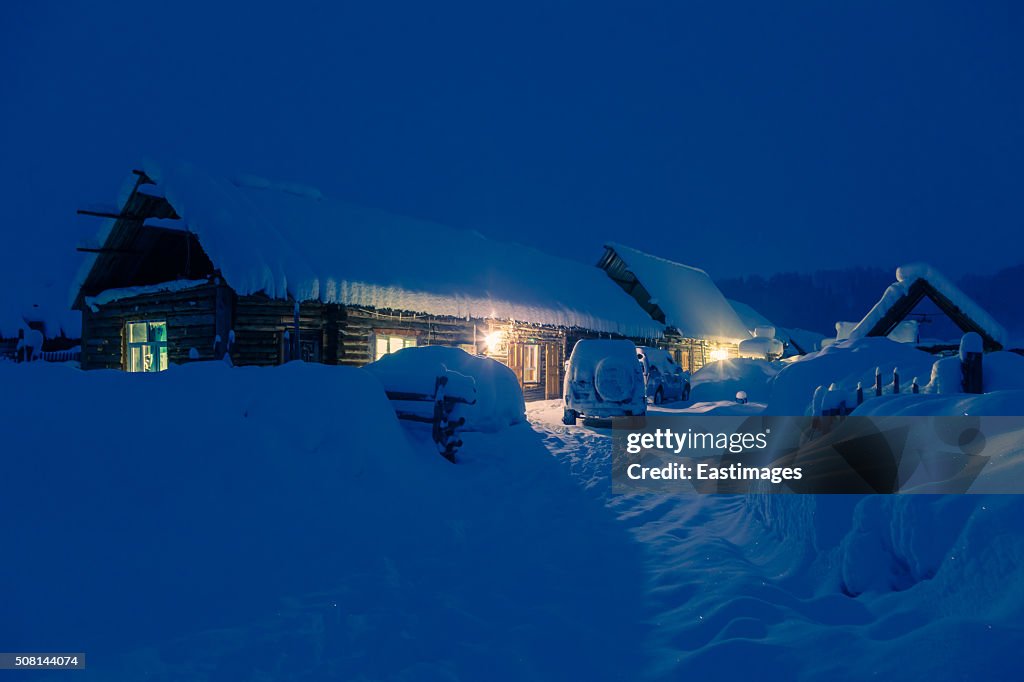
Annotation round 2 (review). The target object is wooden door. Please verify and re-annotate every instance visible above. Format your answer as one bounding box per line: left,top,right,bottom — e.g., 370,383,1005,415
507,342,524,388
544,342,563,399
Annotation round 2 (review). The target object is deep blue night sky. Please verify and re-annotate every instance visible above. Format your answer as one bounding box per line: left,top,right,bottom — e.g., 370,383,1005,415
1,1,1021,308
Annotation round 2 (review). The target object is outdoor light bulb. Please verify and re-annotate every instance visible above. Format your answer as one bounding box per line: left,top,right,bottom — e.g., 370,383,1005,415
485,331,505,352
710,349,730,362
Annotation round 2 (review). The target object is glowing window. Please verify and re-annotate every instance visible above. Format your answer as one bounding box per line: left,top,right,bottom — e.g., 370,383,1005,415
374,334,417,360
125,320,168,372
523,344,540,383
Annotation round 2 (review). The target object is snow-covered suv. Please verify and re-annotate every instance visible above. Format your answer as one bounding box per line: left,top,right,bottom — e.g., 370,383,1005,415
636,346,691,404
562,339,647,425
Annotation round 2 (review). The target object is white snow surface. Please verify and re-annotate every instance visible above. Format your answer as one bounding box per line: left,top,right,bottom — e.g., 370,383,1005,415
84,278,211,312
107,162,664,338
363,346,526,432
3,360,1024,679
607,244,751,342
849,263,1010,347
1,361,650,680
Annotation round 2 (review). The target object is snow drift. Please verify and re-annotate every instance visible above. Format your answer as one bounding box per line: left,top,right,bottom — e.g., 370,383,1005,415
0,361,648,681
363,345,526,432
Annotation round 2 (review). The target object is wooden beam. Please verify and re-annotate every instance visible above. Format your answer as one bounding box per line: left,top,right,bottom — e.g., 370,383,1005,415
76,209,142,220
76,246,141,254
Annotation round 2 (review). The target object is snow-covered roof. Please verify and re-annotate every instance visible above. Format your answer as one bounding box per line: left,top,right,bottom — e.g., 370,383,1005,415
601,244,751,343
849,263,1009,349
727,299,774,333
78,162,662,338
84,279,211,312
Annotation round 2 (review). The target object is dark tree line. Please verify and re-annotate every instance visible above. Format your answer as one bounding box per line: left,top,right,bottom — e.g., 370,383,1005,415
717,264,1024,339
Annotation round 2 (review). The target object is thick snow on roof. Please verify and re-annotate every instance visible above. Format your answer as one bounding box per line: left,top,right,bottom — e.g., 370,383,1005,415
607,244,750,343
727,298,773,332
132,162,662,338
849,263,1009,347
84,279,210,312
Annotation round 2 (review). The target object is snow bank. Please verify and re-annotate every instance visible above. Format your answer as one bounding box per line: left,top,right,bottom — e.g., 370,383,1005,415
363,346,526,432
0,361,647,680
124,162,663,338
984,351,1024,392
766,337,938,415
690,357,780,404
606,243,750,342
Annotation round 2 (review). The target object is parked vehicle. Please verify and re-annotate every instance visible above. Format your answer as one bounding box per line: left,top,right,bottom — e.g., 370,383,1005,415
562,339,647,425
636,346,691,404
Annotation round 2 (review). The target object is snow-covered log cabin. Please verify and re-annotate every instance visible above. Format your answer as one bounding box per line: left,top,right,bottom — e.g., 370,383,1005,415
71,163,662,399
597,244,752,371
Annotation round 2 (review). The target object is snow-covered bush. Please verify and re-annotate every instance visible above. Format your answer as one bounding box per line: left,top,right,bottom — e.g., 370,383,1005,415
363,345,525,432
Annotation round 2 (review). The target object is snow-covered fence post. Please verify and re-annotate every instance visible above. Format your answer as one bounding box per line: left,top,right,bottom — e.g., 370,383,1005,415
874,367,882,397
892,367,900,395
856,382,864,405
812,385,825,416
16,329,25,363
911,377,919,394
959,332,983,394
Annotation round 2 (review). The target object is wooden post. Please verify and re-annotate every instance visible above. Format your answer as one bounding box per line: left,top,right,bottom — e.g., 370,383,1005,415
893,367,900,395
911,377,919,394
292,301,301,362
856,382,864,405
214,282,234,361
875,367,882,397
960,332,984,394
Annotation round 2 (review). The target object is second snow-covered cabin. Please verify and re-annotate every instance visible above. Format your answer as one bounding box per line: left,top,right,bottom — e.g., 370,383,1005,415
597,243,752,371
845,263,1010,353
71,163,662,399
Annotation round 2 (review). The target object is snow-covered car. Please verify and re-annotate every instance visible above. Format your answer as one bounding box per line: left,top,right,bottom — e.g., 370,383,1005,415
636,346,691,404
562,339,647,425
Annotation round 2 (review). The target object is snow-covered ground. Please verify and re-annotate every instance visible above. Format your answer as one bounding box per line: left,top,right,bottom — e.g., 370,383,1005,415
2,361,1023,680
528,400,1024,681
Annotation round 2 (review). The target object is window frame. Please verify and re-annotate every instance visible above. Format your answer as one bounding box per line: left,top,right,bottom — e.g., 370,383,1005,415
124,320,169,373
372,332,418,361
522,343,540,384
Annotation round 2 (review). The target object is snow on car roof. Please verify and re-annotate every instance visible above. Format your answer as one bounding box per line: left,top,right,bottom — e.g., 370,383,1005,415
82,162,665,338
604,243,751,343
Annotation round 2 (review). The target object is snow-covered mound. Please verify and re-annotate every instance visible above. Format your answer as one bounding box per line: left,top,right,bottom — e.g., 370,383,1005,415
690,358,780,404
0,361,648,680
363,345,526,432
767,337,939,415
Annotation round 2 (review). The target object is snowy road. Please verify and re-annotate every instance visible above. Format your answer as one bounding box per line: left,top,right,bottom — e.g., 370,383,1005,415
524,400,1024,682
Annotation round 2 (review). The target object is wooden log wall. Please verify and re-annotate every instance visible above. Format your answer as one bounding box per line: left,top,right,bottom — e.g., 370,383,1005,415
232,294,329,366
81,282,219,370
337,308,479,367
